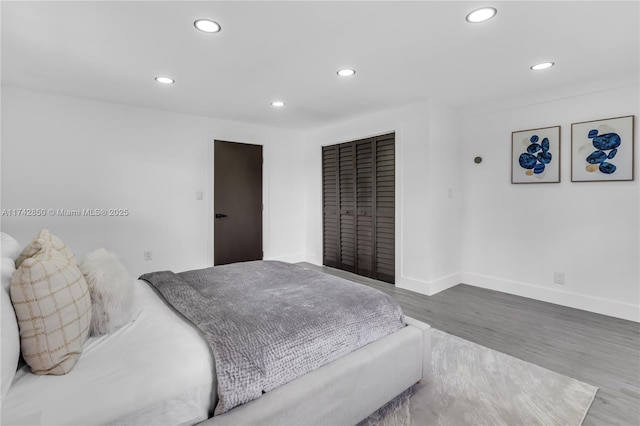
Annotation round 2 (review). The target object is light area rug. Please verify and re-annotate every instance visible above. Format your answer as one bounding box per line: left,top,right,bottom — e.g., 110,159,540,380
360,329,598,426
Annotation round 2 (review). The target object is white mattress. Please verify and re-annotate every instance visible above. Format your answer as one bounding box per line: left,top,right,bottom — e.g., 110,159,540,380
2,280,214,426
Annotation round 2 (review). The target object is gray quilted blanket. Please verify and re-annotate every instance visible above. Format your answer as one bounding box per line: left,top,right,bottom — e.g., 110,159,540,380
140,261,405,415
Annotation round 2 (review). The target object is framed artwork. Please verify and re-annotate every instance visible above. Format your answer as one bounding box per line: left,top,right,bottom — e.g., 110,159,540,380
571,115,635,182
511,125,561,184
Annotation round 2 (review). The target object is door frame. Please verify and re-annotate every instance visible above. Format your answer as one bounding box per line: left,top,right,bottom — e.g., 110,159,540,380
206,138,269,267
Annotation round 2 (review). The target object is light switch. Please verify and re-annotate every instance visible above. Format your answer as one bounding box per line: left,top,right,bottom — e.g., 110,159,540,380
196,191,203,200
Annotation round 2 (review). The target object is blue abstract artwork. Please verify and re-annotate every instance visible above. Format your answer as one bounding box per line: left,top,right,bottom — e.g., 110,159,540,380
518,135,552,175
571,115,634,182
512,126,560,183
585,129,621,174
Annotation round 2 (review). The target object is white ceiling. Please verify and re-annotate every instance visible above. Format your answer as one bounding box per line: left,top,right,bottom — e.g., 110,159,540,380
2,1,639,131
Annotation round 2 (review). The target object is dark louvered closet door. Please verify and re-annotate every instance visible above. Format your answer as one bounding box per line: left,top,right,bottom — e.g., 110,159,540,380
375,134,395,283
322,146,339,268
338,143,356,272
356,138,375,278
322,133,395,284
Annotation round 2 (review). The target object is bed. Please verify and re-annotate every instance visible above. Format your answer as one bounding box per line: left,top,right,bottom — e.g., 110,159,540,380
1,231,431,426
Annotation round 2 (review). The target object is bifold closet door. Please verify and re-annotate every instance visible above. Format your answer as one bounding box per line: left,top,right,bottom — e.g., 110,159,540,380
322,146,339,269
338,142,356,272
355,138,374,278
374,134,395,283
322,133,395,284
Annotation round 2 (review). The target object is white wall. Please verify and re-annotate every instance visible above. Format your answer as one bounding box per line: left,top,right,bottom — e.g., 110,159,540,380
302,76,639,322
303,99,464,295
460,76,640,322
1,87,307,277
3,80,637,322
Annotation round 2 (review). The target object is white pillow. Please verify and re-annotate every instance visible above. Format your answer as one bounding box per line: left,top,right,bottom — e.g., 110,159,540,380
1,232,22,262
80,248,133,336
1,258,20,399
1,257,17,294
11,243,91,375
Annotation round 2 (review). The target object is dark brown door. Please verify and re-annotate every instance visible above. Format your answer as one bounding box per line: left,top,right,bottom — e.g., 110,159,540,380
214,140,263,265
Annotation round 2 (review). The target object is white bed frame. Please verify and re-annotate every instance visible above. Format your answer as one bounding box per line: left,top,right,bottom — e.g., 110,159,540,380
201,317,431,426
2,229,432,426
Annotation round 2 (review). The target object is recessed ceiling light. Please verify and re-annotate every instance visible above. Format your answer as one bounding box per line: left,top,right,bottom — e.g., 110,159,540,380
155,76,175,84
530,62,555,71
194,19,221,33
337,69,356,77
465,7,497,23
271,101,285,107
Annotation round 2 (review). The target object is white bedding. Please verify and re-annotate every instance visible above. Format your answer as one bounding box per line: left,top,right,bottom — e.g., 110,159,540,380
1,280,214,426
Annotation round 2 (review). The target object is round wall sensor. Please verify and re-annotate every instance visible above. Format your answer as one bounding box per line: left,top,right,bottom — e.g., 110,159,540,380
474,156,483,164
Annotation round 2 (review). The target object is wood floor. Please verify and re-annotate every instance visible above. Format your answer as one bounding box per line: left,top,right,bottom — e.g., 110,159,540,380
298,263,640,426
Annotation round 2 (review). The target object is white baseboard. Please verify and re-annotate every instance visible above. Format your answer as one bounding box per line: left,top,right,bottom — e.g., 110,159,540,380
396,276,430,294
269,252,324,265
462,272,640,323
429,272,463,295
397,272,461,296
301,253,322,266
266,253,308,264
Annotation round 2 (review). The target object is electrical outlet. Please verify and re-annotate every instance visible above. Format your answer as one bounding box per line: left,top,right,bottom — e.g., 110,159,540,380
144,250,153,261
553,272,565,285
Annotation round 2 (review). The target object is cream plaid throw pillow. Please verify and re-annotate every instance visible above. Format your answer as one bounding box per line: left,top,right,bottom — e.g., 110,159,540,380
16,228,77,268
10,243,91,375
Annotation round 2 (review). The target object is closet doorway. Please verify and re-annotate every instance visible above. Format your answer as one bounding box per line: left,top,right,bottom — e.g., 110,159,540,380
214,140,263,265
322,133,395,283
